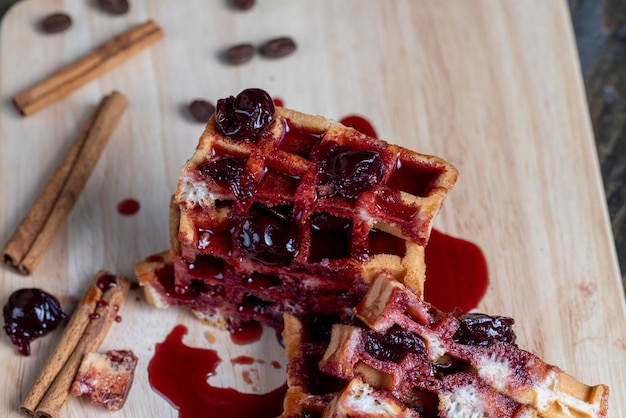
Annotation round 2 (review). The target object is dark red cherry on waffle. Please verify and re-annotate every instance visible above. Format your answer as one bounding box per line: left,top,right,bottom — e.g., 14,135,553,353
364,325,426,363
315,142,385,199
453,313,516,346
215,88,275,141
238,204,299,265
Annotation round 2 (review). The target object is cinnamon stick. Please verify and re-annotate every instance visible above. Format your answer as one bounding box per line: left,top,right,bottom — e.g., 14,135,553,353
20,272,106,417
13,20,163,116
19,271,131,418
2,91,128,275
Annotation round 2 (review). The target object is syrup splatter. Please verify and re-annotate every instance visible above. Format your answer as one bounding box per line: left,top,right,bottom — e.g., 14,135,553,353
148,325,287,418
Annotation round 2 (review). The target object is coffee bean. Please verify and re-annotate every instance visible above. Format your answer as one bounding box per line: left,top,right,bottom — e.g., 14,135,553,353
232,0,255,10
259,37,297,59
40,13,72,34
98,0,130,15
223,43,255,65
189,100,216,123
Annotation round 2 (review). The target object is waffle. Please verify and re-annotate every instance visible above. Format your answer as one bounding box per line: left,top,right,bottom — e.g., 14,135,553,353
314,275,609,418
280,313,347,417
164,88,458,330
70,350,138,411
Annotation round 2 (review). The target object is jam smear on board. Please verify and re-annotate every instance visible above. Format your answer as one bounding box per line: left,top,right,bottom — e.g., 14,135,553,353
148,325,286,418
339,115,378,138
231,355,266,365
340,114,489,312
117,198,140,216
229,320,264,345
424,229,488,313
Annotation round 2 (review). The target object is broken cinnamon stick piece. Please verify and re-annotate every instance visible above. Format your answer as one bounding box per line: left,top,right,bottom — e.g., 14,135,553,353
12,20,162,116
29,272,131,418
19,271,108,417
2,91,128,275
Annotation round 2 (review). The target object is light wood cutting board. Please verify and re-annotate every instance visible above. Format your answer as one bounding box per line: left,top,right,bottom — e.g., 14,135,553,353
1,0,625,416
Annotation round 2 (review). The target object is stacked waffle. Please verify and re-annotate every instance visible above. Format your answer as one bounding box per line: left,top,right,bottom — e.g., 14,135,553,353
135,88,609,417
280,275,609,417
135,88,458,330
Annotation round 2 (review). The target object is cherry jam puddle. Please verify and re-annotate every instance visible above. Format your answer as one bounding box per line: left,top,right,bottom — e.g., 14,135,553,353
148,325,286,418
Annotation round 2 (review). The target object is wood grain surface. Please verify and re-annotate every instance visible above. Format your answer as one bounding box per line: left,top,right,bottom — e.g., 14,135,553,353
1,1,625,417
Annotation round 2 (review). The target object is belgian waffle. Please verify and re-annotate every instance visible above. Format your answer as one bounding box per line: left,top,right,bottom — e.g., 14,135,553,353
140,88,458,330
314,275,609,418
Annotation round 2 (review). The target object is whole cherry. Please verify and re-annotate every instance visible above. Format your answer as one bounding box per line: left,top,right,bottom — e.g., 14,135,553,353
238,204,299,265
215,88,275,141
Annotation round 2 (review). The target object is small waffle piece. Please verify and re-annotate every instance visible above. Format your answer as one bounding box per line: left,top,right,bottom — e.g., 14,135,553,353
70,349,138,411
324,376,420,418
280,313,347,418
164,88,457,330
319,275,609,418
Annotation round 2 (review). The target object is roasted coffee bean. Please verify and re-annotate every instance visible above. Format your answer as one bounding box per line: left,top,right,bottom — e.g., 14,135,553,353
189,100,216,123
232,0,255,10
259,37,297,59
40,13,72,34
223,43,255,65
98,0,130,15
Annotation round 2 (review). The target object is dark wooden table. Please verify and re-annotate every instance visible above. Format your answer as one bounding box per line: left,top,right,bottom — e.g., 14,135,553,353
1,0,625,290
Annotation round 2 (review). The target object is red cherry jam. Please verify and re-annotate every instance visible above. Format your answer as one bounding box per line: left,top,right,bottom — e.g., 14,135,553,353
238,204,299,265
318,142,385,199
308,213,352,262
278,118,325,158
215,88,275,141
228,320,264,345
424,229,489,313
117,198,140,216
148,325,287,418
364,325,426,363
3,288,66,356
453,313,516,346
339,115,378,138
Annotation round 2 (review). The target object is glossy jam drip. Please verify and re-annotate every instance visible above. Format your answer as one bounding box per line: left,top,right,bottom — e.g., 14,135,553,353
2,288,67,356
244,273,282,291
273,97,284,107
316,141,385,200
238,204,299,266
258,170,301,199
339,115,378,138
453,313,516,346
368,228,406,257
387,159,440,197
229,320,264,345
187,255,225,280
364,325,426,363
308,213,352,262
117,198,140,216
199,156,246,186
424,229,489,313
278,118,325,158
148,325,286,418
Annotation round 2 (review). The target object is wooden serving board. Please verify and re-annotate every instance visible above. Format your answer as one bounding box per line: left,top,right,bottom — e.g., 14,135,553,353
1,0,625,416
